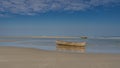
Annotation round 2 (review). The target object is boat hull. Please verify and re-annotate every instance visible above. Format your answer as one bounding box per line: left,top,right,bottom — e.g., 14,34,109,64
56,40,86,47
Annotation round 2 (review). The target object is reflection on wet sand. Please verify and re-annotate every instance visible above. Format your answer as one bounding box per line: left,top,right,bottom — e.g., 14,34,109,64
56,45,85,53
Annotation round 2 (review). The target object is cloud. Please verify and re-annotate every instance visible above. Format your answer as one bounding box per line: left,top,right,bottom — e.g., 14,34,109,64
0,14,5,17
0,0,120,16
90,0,120,6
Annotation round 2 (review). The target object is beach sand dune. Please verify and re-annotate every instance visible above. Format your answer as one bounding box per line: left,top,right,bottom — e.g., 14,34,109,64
0,46,120,68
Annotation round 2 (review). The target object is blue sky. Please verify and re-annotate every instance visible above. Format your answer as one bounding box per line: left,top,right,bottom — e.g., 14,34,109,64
0,0,120,37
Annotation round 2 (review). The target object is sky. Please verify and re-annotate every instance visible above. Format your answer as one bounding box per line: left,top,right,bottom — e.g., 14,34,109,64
0,0,120,37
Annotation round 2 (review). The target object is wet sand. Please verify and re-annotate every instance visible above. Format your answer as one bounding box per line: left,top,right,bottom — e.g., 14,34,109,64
0,46,120,68
0,40,17,42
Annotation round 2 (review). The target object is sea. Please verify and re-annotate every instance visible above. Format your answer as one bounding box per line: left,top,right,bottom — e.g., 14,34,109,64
0,37,120,54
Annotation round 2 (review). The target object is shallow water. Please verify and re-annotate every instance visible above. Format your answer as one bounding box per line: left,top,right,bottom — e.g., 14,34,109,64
0,38,120,54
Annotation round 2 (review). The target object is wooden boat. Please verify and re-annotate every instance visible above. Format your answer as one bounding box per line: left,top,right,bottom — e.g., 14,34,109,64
56,40,86,47
81,36,88,39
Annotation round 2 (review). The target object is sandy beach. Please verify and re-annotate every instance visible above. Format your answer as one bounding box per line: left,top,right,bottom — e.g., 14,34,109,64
0,46,120,68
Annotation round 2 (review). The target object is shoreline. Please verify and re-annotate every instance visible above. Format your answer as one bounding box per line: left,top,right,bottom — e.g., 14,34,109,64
0,36,80,39
0,46,120,68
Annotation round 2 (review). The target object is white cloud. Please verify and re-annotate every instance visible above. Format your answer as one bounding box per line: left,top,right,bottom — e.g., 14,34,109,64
0,13,10,17
0,0,120,16
0,14,4,17
90,0,120,6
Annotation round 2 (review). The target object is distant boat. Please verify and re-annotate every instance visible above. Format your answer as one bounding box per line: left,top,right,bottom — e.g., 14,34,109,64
56,40,86,47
